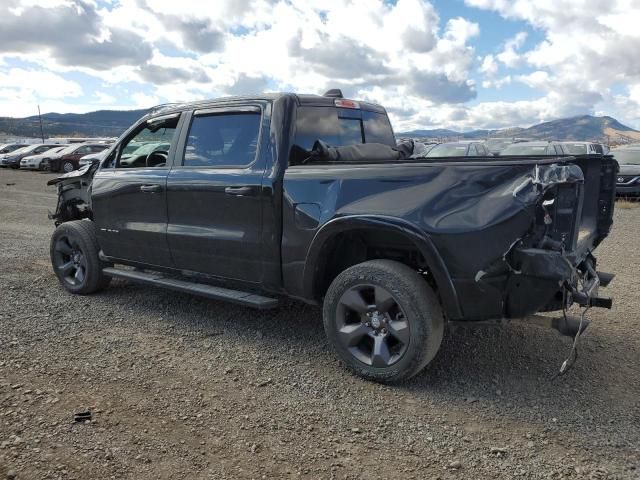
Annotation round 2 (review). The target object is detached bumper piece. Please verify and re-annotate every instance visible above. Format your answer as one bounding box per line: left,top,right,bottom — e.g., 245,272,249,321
506,249,613,318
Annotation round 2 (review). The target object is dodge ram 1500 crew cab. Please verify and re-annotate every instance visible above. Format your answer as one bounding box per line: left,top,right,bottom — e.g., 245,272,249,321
48,90,617,383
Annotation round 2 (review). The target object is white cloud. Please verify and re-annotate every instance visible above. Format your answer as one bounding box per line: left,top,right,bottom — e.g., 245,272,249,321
2,0,640,131
496,31,527,68
479,54,498,77
482,75,511,89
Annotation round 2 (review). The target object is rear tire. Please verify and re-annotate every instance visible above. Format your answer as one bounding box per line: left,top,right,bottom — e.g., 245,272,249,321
323,259,444,383
50,220,111,294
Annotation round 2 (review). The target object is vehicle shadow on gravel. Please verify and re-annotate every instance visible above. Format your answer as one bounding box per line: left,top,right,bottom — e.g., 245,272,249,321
100,280,639,431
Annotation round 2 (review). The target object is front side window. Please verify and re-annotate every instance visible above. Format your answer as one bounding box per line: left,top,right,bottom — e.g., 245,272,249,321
113,115,179,168
183,112,261,168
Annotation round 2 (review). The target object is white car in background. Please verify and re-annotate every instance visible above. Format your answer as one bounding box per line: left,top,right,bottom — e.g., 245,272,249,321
77,149,109,168
20,145,69,170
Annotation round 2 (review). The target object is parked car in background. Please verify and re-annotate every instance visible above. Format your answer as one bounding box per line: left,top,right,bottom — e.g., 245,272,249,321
0,144,60,168
611,146,640,197
499,141,567,156
485,138,532,155
48,143,111,172
561,142,604,155
77,149,109,168
425,140,490,157
0,145,29,166
20,145,69,170
0,143,26,155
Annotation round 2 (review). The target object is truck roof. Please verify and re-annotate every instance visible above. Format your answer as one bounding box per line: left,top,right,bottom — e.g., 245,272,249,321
148,92,388,117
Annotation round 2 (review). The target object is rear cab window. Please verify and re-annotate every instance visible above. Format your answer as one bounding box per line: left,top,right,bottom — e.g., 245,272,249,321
290,105,395,164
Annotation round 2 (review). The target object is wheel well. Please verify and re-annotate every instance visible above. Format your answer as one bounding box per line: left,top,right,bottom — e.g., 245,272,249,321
312,228,435,302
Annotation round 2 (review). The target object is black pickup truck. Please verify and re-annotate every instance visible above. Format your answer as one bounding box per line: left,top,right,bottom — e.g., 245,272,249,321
48,90,617,382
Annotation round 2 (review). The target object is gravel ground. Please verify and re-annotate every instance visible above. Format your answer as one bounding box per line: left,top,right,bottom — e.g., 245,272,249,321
0,168,639,480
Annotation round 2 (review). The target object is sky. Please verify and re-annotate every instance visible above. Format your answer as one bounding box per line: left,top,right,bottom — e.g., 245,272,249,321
1,0,640,132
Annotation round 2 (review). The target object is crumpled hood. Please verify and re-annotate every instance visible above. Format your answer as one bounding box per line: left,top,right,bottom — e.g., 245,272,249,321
46,163,96,186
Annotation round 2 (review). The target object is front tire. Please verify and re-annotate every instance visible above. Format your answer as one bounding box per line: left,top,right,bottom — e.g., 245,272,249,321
50,221,111,294
323,260,444,383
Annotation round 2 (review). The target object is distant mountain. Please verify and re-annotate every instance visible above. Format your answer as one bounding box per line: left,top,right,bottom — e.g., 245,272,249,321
2,109,640,144
0,109,149,138
398,115,640,143
518,115,640,142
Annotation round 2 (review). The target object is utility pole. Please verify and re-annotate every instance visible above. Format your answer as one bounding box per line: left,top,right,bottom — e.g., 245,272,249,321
37,105,45,143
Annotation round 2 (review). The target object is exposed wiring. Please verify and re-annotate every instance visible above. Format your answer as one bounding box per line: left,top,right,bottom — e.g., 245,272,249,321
553,305,590,379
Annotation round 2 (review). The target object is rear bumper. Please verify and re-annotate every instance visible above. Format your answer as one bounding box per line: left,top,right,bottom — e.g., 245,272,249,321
454,248,612,321
508,249,612,314
616,185,640,196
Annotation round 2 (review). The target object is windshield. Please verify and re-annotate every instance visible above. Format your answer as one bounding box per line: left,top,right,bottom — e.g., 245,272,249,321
486,139,512,151
56,144,82,155
426,144,469,157
4,146,29,156
500,144,550,155
564,144,588,155
122,143,142,154
14,145,40,155
128,142,170,156
612,149,640,165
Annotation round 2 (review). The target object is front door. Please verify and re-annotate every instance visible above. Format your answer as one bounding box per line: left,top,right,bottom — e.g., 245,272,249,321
166,106,266,283
91,113,182,267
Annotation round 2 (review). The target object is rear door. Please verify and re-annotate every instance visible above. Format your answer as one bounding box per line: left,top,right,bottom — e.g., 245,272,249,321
166,105,267,283
91,113,182,267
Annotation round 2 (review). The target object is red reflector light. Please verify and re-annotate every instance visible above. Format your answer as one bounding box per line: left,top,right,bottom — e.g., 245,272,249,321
334,98,360,109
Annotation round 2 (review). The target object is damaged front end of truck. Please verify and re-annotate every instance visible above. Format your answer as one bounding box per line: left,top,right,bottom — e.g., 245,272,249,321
47,162,98,226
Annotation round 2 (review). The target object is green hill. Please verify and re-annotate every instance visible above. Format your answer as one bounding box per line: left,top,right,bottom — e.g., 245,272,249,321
0,109,148,138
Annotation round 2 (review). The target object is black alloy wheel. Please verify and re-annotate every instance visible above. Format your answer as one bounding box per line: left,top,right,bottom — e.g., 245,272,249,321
50,220,111,294
336,284,409,367
323,259,444,383
52,234,87,287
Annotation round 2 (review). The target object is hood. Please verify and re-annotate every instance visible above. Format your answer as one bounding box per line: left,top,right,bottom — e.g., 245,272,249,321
47,162,97,186
618,163,640,175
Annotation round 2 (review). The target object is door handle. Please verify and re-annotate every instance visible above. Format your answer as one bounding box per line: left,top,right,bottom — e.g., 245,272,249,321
140,184,162,193
224,186,256,196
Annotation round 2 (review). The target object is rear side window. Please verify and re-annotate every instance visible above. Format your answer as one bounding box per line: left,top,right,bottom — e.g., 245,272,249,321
291,106,395,164
183,112,261,168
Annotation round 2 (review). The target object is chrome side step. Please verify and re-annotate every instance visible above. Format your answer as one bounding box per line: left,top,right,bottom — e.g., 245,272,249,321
102,267,279,309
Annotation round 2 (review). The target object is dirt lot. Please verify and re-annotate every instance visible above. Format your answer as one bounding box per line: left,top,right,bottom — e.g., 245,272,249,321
0,168,638,480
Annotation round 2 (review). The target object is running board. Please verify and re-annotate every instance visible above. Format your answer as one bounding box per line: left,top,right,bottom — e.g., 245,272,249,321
102,267,279,309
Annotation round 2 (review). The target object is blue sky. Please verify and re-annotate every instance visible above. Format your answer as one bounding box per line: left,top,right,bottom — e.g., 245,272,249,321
1,0,639,132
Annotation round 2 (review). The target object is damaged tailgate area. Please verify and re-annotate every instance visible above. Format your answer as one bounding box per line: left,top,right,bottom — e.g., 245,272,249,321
449,154,617,321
